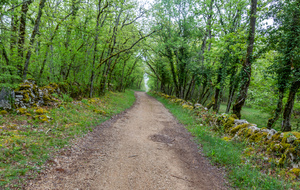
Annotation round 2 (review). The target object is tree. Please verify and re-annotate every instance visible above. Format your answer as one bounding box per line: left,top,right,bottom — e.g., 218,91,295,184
232,0,257,118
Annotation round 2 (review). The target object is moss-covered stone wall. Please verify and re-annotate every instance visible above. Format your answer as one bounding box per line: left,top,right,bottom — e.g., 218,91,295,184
152,91,300,171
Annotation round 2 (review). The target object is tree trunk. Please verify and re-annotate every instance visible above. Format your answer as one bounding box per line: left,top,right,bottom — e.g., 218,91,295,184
10,1,18,57
90,0,103,98
184,75,195,100
281,80,300,132
267,88,284,129
226,84,236,113
18,0,32,76
226,66,238,113
213,67,223,112
232,0,257,118
22,0,46,79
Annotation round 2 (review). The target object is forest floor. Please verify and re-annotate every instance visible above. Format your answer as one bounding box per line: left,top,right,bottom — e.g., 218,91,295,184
26,92,226,190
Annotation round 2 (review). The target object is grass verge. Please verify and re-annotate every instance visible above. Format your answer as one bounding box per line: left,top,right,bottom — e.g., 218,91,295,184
219,104,299,131
0,90,135,189
149,92,296,190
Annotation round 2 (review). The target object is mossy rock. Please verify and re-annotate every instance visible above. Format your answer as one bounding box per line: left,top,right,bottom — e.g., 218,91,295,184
88,98,98,104
293,140,300,146
224,117,235,130
278,153,287,166
17,108,27,114
49,82,59,90
291,168,300,176
23,93,31,103
0,110,8,115
285,147,296,154
276,143,292,153
282,132,300,144
230,123,249,135
231,114,238,119
25,113,32,117
34,108,48,115
174,98,184,104
34,115,50,122
19,84,31,90
182,104,193,110
42,85,55,94
222,136,232,141
236,127,254,139
271,132,283,142
249,132,268,143
43,94,52,102
270,143,281,152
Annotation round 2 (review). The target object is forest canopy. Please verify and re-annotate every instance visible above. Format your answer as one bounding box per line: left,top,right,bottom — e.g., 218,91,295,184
144,0,300,132
0,0,299,131
0,0,149,97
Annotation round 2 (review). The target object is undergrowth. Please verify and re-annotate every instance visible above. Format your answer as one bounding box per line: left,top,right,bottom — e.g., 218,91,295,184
0,90,135,189
149,92,296,190
219,104,299,131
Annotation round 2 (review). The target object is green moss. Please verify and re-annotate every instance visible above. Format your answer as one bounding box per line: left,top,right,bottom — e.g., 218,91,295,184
42,85,55,94
291,168,300,176
19,84,31,89
245,128,253,138
270,143,280,152
34,115,50,122
35,108,47,115
271,133,283,142
249,132,268,143
244,147,254,156
0,110,8,115
294,140,300,146
286,147,296,154
17,108,27,114
43,94,52,102
231,114,238,119
291,132,300,139
93,109,106,115
282,132,300,144
49,82,59,89
230,123,249,135
23,93,30,103
182,104,193,110
280,143,291,152
278,154,286,166
222,136,232,141
224,117,235,130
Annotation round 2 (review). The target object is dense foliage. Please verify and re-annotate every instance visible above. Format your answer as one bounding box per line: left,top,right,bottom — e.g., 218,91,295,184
145,0,300,132
0,0,148,97
0,0,299,131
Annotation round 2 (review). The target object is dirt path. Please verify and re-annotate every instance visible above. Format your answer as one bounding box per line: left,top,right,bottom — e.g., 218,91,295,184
26,92,226,190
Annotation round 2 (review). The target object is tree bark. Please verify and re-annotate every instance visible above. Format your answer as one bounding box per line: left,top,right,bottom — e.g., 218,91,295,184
18,0,32,75
281,80,300,132
267,88,284,129
232,0,257,118
90,0,103,98
22,0,46,79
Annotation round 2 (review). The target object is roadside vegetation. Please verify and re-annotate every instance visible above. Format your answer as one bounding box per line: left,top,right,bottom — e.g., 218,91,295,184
219,104,299,132
0,90,135,189
150,92,299,190
145,0,300,133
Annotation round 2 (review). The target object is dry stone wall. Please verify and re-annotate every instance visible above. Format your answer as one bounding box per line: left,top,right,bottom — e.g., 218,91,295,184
153,91,300,170
0,79,60,110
